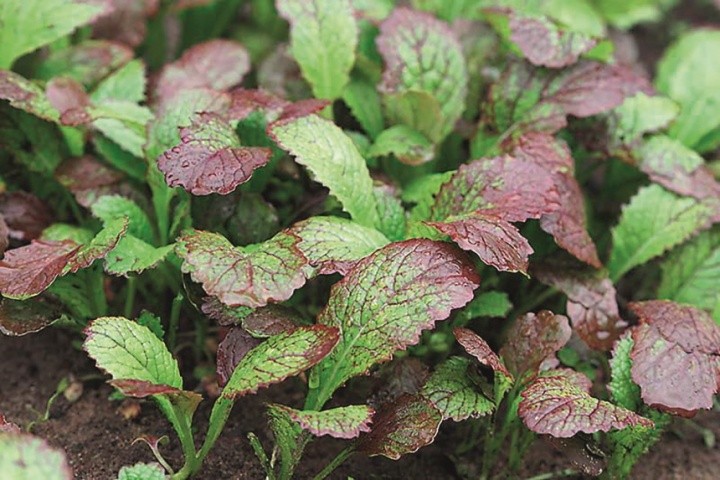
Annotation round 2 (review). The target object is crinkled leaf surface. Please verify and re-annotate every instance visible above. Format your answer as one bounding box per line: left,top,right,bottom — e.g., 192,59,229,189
276,0,357,100
309,239,479,407
428,214,533,273
0,240,79,300
609,334,641,411
629,301,720,414
609,93,679,144
356,394,442,460
270,404,374,439
608,185,712,281
0,0,103,69
269,114,379,229
377,7,467,141
658,229,720,318
421,356,494,421
176,229,311,308
84,317,182,388
222,325,339,398
158,112,271,195
519,369,653,437
0,432,72,480
454,328,513,382
117,462,167,480
534,266,627,351
500,311,571,377
290,216,389,275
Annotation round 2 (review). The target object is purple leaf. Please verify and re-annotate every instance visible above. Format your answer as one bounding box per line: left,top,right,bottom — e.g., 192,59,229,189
500,311,571,377
91,0,159,47
0,192,53,242
454,328,513,382
428,214,533,274
176,229,311,308
242,305,300,337
158,112,272,195
0,240,80,299
356,394,442,460
519,369,653,437
629,300,720,415
268,404,374,439
45,77,93,126
216,327,261,387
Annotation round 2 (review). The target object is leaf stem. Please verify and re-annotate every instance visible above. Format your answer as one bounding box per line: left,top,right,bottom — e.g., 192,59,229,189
311,445,355,480
123,276,137,318
168,292,184,352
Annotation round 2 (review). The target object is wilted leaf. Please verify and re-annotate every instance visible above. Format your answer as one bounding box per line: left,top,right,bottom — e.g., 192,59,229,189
377,7,467,141
309,239,479,407
0,0,103,69
222,325,339,398
500,311,571,377
277,0,357,100
356,394,442,460
269,114,379,229
176,229,311,308
629,301,720,414
453,328,513,382
519,369,653,437
534,266,627,351
608,185,712,281
0,432,73,480
290,216,389,275
0,296,62,336
421,356,494,421
216,327,261,387
269,404,374,439
158,112,272,195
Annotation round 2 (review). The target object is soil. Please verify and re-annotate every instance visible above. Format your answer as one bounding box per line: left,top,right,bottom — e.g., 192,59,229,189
1,329,719,480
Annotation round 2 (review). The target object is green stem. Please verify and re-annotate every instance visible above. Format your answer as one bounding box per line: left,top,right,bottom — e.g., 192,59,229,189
195,396,235,467
168,293,184,352
311,446,355,480
124,277,137,318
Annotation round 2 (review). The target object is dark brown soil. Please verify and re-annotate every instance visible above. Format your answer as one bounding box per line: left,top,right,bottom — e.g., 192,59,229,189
1,328,719,480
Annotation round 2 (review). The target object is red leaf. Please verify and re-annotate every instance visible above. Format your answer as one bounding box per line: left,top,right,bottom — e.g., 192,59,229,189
216,327,261,387
228,88,288,121
629,301,720,415
428,214,533,273
110,379,183,397
0,241,80,299
158,112,272,195
0,296,63,336
356,394,442,460
500,311,571,376
519,369,653,437
92,0,160,47
154,40,250,103
0,217,7,256
45,78,92,126
453,328,513,382
534,266,627,351
0,192,53,242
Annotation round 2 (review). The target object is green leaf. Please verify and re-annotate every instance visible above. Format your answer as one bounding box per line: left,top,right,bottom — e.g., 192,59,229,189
91,60,147,104
276,0,357,100
0,432,72,479
609,334,640,411
610,93,679,144
656,30,720,152
421,356,494,421
136,312,165,340
176,229,311,308
105,236,174,276
117,462,167,480
290,216,389,274
269,114,379,228
0,71,60,122
658,229,720,320
308,239,479,408
593,0,677,29
457,291,512,322
222,325,339,398
91,196,154,244
372,185,407,242
0,0,103,69
608,185,711,281
368,125,434,166
377,7,467,141
84,316,182,388
342,78,384,139
268,404,374,439
403,172,454,222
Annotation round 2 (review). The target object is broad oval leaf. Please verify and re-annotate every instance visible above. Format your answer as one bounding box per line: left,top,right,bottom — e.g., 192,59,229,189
0,240,79,300
158,112,272,195
519,369,653,438
276,0,357,101
222,325,339,398
500,311,571,377
377,7,467,141
608,185,712,281
269,114,379,229
629,301,720,415
269,404,374,439
0,432,73,480
420,356,494,421
0,296,62,336
84,316,182,388
176,229,311,308
309,239,479,407
290,216,389,275
356,394,442,460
